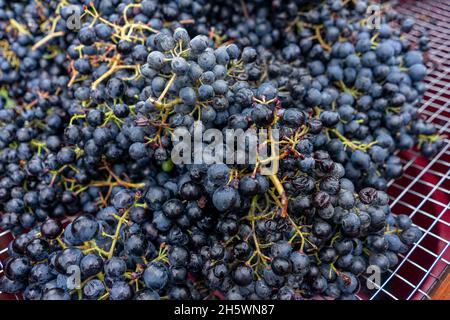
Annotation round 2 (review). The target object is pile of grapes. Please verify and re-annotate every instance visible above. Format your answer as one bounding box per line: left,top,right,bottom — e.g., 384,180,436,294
0,0,444,300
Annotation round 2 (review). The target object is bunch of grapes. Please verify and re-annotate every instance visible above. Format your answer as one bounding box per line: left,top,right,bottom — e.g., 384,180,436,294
0,0,440,300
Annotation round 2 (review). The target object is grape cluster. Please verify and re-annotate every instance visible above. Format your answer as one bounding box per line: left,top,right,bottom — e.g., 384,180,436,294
0,0,439,300
275,2,445,190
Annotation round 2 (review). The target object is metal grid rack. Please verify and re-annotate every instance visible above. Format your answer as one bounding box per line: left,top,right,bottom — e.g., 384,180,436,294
357,0,450,300
0,0,449,301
